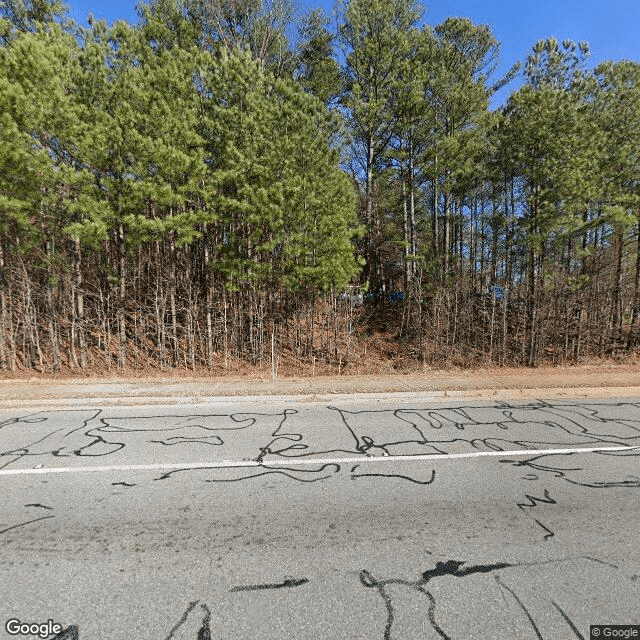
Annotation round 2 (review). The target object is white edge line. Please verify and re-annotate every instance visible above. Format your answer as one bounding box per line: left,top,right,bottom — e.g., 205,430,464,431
0,445,638,476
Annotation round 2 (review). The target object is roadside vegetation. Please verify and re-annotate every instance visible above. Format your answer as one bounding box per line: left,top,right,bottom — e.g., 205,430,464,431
1,0,639,376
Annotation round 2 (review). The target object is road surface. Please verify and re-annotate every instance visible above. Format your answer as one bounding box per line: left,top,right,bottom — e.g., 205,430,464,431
1,392,639,639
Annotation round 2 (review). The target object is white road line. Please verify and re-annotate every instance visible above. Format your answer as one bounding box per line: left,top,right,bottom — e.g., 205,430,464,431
0,445,637,476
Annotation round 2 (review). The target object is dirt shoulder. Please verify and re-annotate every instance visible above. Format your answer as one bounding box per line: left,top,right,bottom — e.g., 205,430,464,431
0,364,639,405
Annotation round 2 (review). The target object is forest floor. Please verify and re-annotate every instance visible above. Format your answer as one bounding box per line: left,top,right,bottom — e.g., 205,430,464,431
1,305,640,398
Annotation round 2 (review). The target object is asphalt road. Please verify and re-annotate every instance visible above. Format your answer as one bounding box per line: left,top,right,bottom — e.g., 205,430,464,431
1,392,639,640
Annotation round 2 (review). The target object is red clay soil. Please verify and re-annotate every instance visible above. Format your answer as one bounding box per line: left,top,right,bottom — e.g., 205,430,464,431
1,362,639,390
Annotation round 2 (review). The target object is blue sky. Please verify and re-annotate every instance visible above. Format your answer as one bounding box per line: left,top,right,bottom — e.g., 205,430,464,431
68,0,640,105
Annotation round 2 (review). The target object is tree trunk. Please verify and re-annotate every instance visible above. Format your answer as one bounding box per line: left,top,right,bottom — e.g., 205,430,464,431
118,223,127,370
402,172,410,290
627,219,640,348
45,240,60,372
408,136,416,279
0,240,8,370
432,157,439,259
204,241,213,371
611,228,624,348
170,234,178,366
443,188,450,279
365,136,375,284
76,240,87,370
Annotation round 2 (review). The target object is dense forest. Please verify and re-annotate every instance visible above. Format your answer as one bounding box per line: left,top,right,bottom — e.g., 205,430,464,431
1,0,639,375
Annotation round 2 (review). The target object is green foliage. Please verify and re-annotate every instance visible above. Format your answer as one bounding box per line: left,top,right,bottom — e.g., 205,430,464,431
172,0,297,77
338,0,422,148
136,0,200,51
2,0,640,334
0,23,82,248
0,0,67,44
420,19,505,194
296,8,341,105
499,40,602,250
525,37,590,91
592,60,640,230
201,49,362,292
0,10,361,296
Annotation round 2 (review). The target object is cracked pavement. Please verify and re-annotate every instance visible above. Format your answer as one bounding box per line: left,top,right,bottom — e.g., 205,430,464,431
0,391,639,639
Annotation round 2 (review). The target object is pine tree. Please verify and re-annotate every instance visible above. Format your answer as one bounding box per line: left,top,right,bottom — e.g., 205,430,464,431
200,49,362,294
296,8,341,106
337,0,422,291
0,0,66,44
592,60,640,347
500,38,597,364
